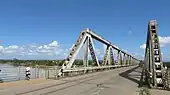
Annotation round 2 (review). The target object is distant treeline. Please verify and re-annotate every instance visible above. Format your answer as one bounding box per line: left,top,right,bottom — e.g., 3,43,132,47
0,58,98,67
164,62,170,68
0,59,63,66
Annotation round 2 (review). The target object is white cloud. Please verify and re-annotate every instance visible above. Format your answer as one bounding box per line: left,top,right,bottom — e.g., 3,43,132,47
69,44,75,51
103,44,107,54
140,44,146,49
35,41,63,55
0,41,65,60
132,52,144,60
139,36,170,61
140,36,170,50
159,36,170,47
0,46,4,50
65,49,69,52
94,47,120,60
7,45,19,49
94,48,104,60
103,44,107,50
122,49,128,53
48,41,59,47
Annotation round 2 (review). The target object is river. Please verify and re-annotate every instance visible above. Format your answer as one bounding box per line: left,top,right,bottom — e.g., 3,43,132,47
0,64,46,82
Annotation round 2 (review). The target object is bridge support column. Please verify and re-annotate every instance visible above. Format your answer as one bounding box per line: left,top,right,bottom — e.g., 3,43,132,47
126,55,128,66
117,50,120,66
129,56,132,65
110,48,115,66
120,52,123,66
103,46,111,66
83,37,89,73
127,55,130,66
125,54,127,66
140,20,170,89
108,46,111,66
132,58,135,65
123,53,126,66
88,35,100,66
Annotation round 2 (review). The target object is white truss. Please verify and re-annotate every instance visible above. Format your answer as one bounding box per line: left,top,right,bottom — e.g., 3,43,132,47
58,28,140,77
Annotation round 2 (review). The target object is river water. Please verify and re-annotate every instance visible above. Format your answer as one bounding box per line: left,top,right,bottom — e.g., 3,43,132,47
0,64,46,82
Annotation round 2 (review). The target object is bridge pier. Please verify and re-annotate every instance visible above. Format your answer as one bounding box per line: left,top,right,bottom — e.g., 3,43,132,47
140,20,170,90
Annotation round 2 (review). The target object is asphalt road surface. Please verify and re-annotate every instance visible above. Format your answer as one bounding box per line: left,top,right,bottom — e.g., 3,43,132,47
0,66,169,95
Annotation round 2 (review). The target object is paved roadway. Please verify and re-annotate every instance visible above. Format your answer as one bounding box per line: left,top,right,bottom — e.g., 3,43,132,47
0,66,169,95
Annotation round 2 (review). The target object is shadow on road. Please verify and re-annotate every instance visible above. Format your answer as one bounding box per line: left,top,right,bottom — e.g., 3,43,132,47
119,66,141,84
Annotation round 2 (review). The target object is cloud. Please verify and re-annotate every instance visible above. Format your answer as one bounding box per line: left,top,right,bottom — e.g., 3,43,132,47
132,52,144,60
103,44,107,50
159,36,170,47
95,48,104,59
140,44,146,49
139,36,170,61
0,41,65,60
48,41,59,47
140,36,170,50
122,49,128,53
103,44,107,54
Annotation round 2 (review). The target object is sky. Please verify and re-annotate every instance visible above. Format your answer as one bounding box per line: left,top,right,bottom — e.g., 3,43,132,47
0,0,170,61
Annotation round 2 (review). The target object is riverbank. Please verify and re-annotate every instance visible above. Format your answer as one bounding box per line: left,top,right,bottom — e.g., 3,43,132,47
0,59,94,67
0,60,63,66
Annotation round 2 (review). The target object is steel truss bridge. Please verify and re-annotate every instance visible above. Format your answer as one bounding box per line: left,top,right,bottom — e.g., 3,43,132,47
0,20,170,95
56,20,170,90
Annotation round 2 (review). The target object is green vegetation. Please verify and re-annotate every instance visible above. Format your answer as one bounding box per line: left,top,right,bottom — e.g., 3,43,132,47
163,62,170,68
0,59,169,68
0,59,62,66
0,58,97,67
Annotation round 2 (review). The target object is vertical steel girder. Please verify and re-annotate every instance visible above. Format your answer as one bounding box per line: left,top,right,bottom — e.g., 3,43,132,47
83,37,89,67
117,51,120,65
103,46,111,65
88,35,100,66
126,55,130,66
123,53,126,65
110,48,115,65
125,55,128,66
119,52,123,65
141,20,170,89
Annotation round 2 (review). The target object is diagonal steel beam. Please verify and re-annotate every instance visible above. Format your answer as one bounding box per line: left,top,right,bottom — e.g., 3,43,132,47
88,34,100,66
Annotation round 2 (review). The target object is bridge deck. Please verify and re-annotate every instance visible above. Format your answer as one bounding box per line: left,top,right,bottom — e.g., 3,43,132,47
0,66,169,95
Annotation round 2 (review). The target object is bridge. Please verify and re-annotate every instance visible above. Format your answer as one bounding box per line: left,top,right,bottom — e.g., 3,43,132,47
0,20,169,95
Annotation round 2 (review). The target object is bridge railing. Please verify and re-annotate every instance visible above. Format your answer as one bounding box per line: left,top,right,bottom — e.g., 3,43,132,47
45,64,138,79
0,65,46,83
45,66,62,79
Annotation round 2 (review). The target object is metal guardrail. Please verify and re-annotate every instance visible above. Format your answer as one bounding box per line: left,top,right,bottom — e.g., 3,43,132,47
63,65,124,72
45,66,62,79
45,65,133,79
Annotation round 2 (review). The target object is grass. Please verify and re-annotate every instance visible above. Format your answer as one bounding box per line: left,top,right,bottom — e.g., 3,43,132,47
139,87,150,95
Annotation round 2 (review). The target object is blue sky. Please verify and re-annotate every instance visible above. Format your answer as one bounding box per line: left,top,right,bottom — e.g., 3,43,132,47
0,0,170,61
